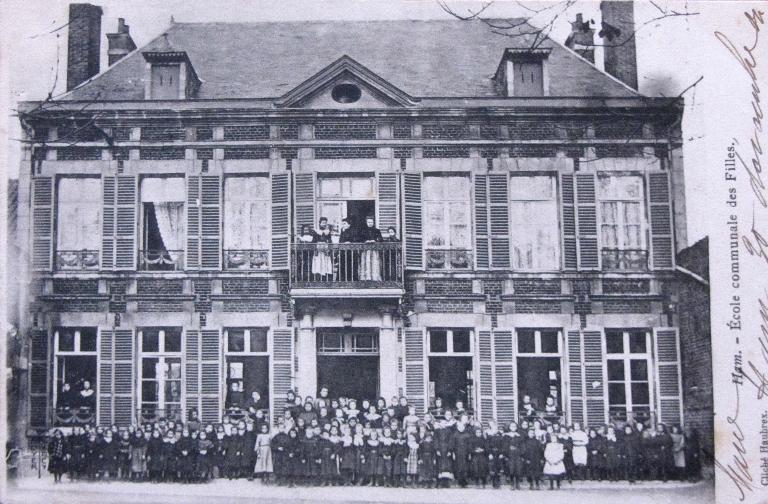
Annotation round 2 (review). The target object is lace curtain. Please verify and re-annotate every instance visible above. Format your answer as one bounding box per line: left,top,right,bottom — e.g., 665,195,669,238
57,178,101,250
223,176,270,249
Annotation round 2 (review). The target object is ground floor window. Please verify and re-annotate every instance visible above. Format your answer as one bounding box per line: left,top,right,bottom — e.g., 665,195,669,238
139,328,183,422
606,329,653,425
516,328,563,423
427,329,474,411
54,327,97,426
316,328,379,402
225,327,270,416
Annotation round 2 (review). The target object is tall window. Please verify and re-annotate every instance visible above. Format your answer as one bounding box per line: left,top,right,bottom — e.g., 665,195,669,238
427,328,474,409
139,328,183,422
140,177,185,270
516,329,563,422
54,327,97,425
225,328,270,411
605,329,653,425
316,174,376,232
510,174,560,270
423,175,472,269
224,176,271,269
56,178,101,270
599,174,647,270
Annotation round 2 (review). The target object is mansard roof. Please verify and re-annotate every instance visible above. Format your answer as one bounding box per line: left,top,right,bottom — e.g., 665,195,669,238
62,18,639,101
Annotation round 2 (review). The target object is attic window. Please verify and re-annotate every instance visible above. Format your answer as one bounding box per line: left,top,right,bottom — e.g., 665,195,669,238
502,48,551,98
331,83,362,104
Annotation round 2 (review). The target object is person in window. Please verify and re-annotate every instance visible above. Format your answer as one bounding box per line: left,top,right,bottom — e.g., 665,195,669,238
58,382,74,412
245,391,265,419
312,218,333,280
78,381,96,412
544,396,559,423
227,382,244,410
359,216,382,281
520,395,536,422
380,226,399,281
338,218,358,282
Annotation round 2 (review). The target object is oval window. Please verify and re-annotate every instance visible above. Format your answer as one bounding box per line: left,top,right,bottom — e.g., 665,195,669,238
331,83,362,104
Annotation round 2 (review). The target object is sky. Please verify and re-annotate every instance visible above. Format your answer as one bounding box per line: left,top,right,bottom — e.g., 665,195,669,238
0,0,710,243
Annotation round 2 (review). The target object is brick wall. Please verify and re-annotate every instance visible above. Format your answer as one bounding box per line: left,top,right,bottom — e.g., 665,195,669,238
315,147,377,159
52,279,99,295
137,279,183,294
315,121,376,140
223,125,269,141
67,3,102,91
141,126,185,141
422,145,470,158
426,299,472,313
424,279,473,296
109,280,127,313
140,147,186,160
222,278,269,295
138,300,184,312
51,299,106,312
512,300,561,314
513,279,560,295
603,279,649,294
57,147,102,160
602,299,652,314
223,146,270,159
194,279,212,313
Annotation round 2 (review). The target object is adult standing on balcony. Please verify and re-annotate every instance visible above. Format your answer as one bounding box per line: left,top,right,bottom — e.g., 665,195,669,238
312,220,334,280
339,219,358,282
359,216,382,282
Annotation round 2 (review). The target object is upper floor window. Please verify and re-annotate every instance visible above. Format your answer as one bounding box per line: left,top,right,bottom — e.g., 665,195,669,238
598,174,647,270
56,177,100,270
140,176,185,271
223,176,271,270
423,174,472,269
510,174,560,270
150,64,181,100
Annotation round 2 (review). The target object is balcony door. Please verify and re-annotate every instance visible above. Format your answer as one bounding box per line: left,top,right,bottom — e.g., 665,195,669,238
316,174,376,234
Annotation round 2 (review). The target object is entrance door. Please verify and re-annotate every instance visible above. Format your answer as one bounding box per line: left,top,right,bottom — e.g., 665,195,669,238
316,328,379,402
427,329,474,410
346,200,376,236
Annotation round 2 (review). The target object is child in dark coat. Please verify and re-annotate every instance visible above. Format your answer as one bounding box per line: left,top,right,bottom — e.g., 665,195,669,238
271,425,292,485
469,427,489,487
146,430,165,482
418,432,437,488
392,430,409,487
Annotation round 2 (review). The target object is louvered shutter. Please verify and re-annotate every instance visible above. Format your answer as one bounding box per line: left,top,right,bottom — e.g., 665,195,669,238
32,177,54,271
186,177,201,269
29,329,50,429
271,173,290,269
560,173,577,270
376,171,399,233
478,329,494,423
113,329,134,425
575,173,599,269
566,329,585,425
185,330,200,420
489,173,510,269
404,328,426,413
272,328,294,424
200,329,222,423
583,329,606,427
474,174,490,269
115,176,137,270
403,173,423,269
647,172,674,269
493,329,515,425
101,178,116,270
98,329,113,426
294,172,315,233
654,328,682,425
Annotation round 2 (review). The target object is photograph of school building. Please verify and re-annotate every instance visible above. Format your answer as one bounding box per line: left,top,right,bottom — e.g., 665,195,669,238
7,1,711,460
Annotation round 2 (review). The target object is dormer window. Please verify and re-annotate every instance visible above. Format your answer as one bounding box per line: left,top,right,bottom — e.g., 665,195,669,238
499,48,551,97
142,50,200,100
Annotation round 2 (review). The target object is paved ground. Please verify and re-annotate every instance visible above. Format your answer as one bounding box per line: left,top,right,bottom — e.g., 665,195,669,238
3,477,715,504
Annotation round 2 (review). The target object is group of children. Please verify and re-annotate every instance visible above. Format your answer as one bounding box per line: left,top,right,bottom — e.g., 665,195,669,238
46,391,704,490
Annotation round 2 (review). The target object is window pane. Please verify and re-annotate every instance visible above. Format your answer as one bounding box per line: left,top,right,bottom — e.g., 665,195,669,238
57,178,101,250
249,328,268,353
321,333,342,351
142,381,158,402
517,330,536,353
608,383,626,406
228,329,245,352
166,360,182,379
509,175,554,200
164,330,182,352
540,331,559,353
605,332,624,354
425,203,446,247
356,334,375,350
318,177,341,197
430,330,448,353
80,328,97,352
452,330,471,353
629,331,647,353
607,360,625,381
630,359,648,381
142,330,160,353
165,381,182,403
142,358,159,379
631,382,650,405
598,175,643,200
223,176,271,249
58,329,75,352
349,177,375,199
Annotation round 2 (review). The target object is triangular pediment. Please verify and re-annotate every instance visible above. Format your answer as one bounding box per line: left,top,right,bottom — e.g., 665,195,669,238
275,55,419,108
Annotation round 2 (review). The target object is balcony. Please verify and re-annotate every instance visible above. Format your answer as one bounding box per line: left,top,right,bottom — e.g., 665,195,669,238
54,406,95,427
56,250,99,271
139,249,184,272
291,242,403,297
425,248,473,270
224,249,270,270
601,248,648,271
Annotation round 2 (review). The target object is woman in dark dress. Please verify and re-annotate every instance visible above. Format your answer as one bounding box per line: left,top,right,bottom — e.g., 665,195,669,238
604,426,621,481
162,431,178,482
318,431,338,486
85,432,102,480
586,429,604,480
301,428,321,485
47,429,68,482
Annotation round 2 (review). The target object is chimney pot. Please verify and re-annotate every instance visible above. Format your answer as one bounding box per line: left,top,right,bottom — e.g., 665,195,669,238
66,3,103,91
566,12,595,63
107,16,137,66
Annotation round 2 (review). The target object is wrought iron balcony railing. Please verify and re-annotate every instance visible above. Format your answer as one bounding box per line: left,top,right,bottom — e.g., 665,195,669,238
139,250,184,272
601,248,648,271
224,249,270,270
291,242,403,288
425,248,473,270
56,250,99,271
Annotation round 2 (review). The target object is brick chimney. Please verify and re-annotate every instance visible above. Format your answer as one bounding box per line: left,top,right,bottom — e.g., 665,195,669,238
565,13,596,63
67,3,103,91
599,0,638,89
107,18,137,66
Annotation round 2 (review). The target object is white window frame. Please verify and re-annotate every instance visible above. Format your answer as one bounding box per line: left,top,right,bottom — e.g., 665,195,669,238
509,173,560,271
224,327,271,355
223,175,272,252
422,174,473,251
515,328,564,414
427,328,475,357
605,329,655,422
137,328,184,419
316,330,380,355
315,174,376,232
598,173,648,252
515,328,563,356
53,328,98,412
